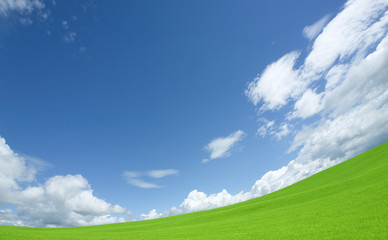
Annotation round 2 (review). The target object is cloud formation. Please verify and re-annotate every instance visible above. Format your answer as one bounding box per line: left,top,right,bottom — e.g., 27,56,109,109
0,137,131,227
141,0,388,220
123,169,179,189
0,0,44,15
203,130,245,163
245,51,305,110
257,119,275,137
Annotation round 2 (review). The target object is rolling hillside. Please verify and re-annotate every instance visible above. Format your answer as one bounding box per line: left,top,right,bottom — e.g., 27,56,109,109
1,141,387,239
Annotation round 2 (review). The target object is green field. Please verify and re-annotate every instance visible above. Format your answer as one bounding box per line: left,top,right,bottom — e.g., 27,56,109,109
1,141,387,239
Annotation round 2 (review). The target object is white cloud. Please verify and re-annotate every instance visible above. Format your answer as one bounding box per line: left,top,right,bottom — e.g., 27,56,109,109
17,174,131,227
0,137,36,204
257,119,275,137
322,35,388,118
204,130,245,162
142,155,339,220
274,123,291,140
257,119,291,140
147,169,178,179
0,209,23,226
245,51,306,110
324,64,349,90
123,171,141,178
251,0,388,209
140,0,388,221
123,169,179,189
138,209,162,221
303,15,330,40
0,137,131,227
290,89,323,119
125,178,161,189
290,35,388,159
201,158,209,163
303,0,388,78
0,0,44,16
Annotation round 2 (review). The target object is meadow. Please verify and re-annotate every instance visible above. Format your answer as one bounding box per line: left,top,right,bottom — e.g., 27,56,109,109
1,141,387,239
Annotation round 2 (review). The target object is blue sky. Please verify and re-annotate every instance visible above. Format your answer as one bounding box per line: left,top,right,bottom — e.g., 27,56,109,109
1,0,388,226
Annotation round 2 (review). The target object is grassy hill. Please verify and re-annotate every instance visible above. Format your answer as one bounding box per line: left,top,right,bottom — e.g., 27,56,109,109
1,141,387,239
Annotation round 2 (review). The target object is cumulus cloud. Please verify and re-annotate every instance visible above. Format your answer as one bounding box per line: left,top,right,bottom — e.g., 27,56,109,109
123,169,179,189
17,174,130,227
140,0,388,220
0,137,131,227
245,51,306,110
138,209,162,220
0,209,23,226
303,15,330,40
204,130,245,162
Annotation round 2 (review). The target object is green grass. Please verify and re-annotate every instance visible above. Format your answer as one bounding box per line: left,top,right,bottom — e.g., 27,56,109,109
1,141,388,239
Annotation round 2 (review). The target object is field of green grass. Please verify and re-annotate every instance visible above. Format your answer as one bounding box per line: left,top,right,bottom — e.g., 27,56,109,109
1,141,387,239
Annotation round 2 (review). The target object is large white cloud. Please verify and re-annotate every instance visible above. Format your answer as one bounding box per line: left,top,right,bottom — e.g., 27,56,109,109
303,0,388,78
0,137,131,227
0,137,36,204
142,0,388,220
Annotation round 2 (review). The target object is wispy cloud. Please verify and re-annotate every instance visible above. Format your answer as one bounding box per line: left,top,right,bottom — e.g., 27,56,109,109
303,15,330,40
0,0,44,16
257,119,275,137
63,32,76,43
147,169,178,179
203,130,245,162
125,178,161,189
123,169,179,189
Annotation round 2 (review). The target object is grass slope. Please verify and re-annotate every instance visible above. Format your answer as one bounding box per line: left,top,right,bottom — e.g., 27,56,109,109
1,141,388,239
